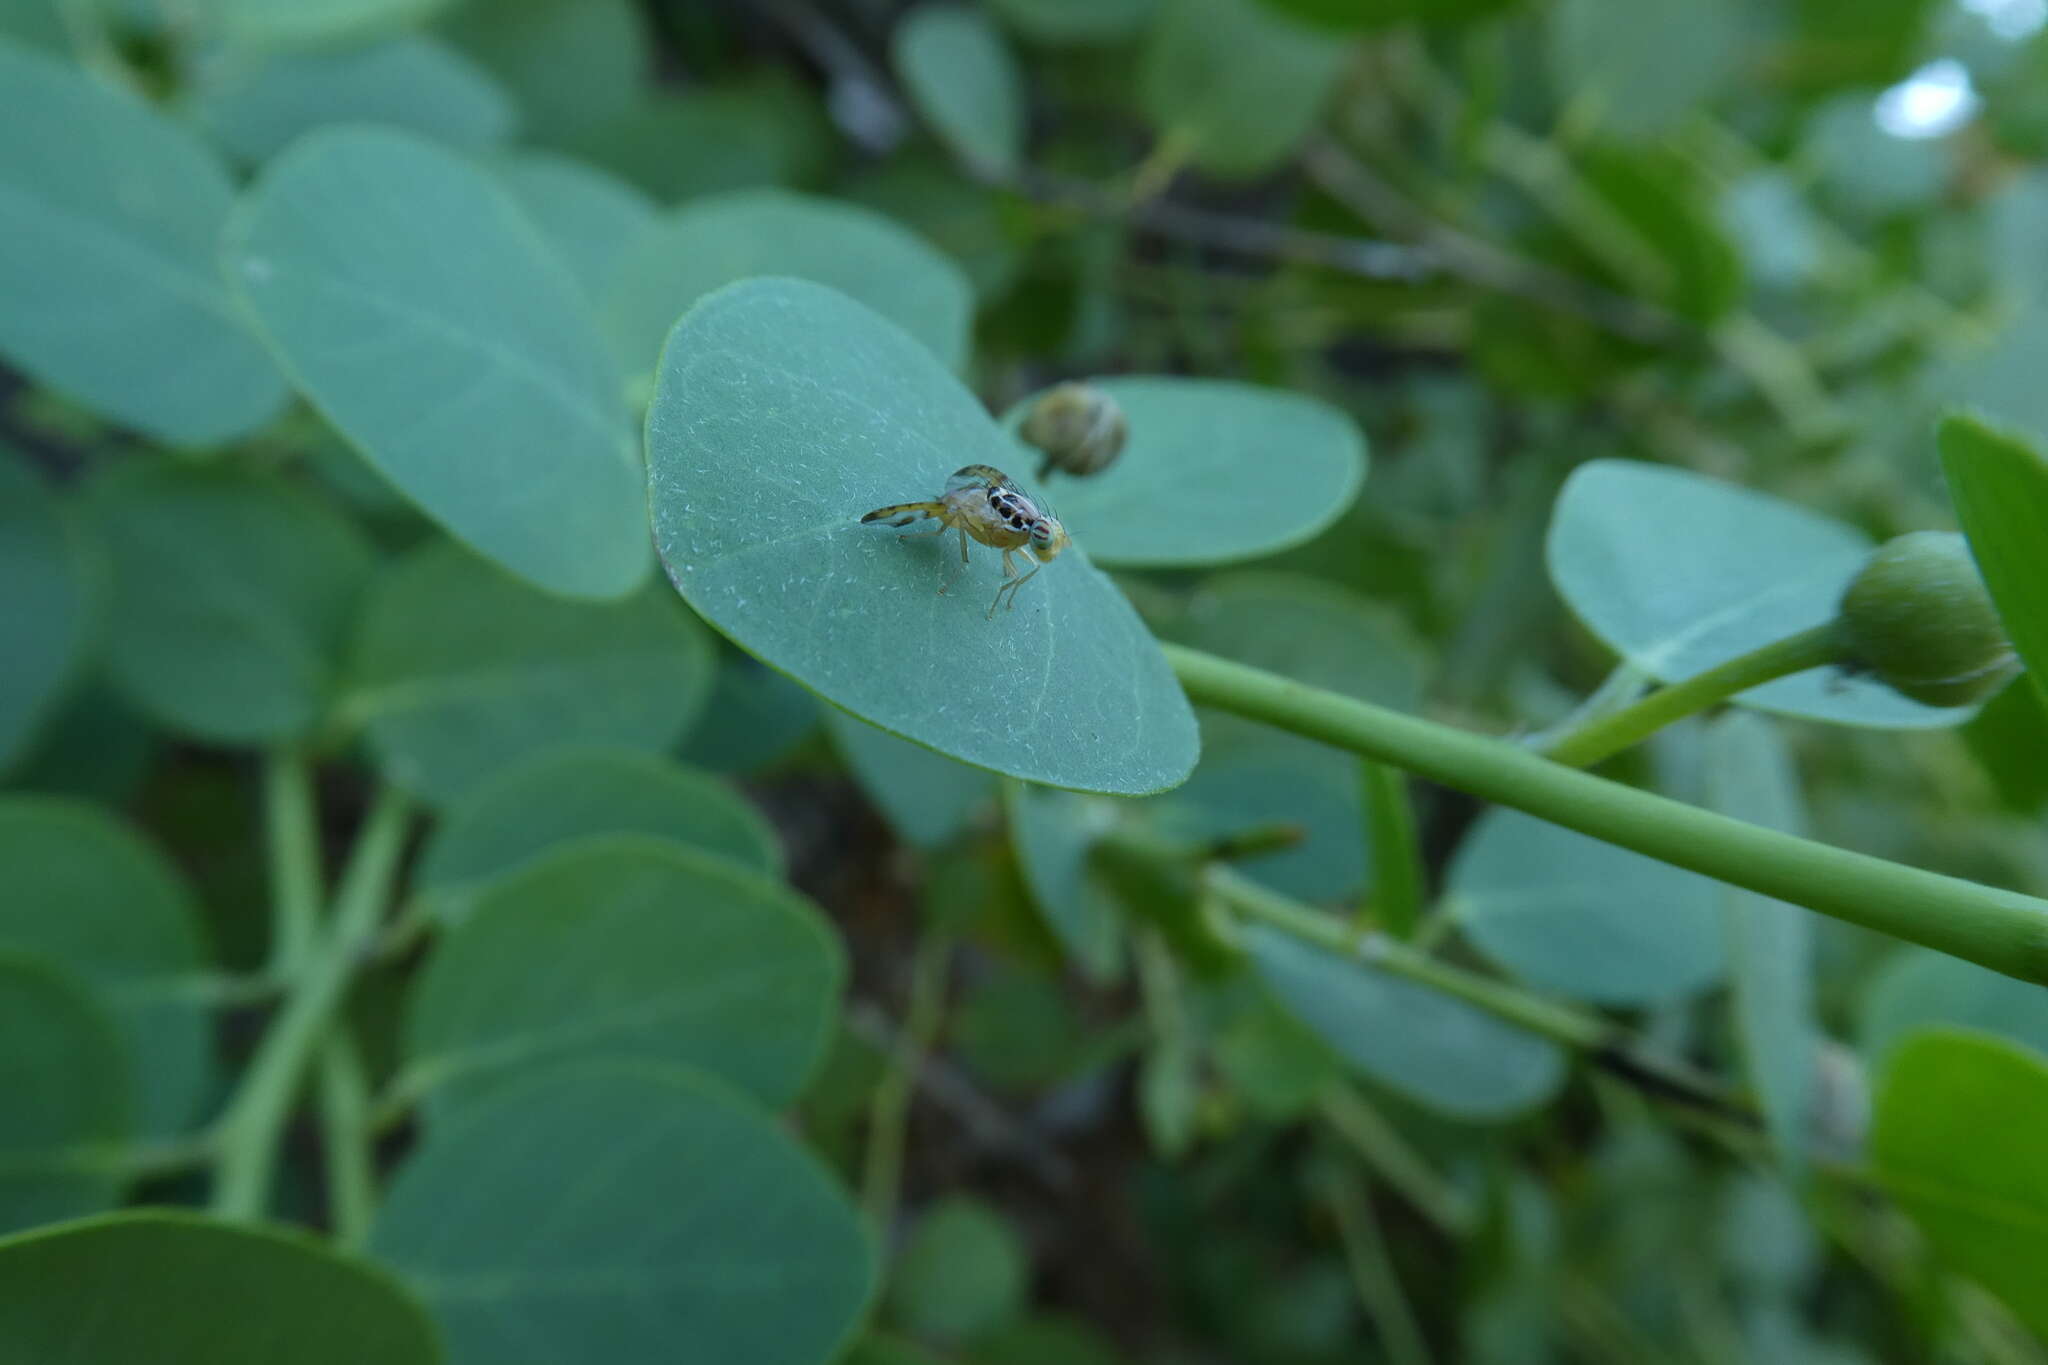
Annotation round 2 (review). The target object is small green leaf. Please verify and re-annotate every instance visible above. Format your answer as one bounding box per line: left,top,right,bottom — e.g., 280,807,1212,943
1939,413,2048,711
345,542,713,805
1859,947,2048,1062
560,81,831,203
371,1061,874,1365
86,462,373,745
893,6,1027,179
494,150,654,306
1873,1029,2048,1336
0,953,129,1235
647,278,1198,796
438,0,646,143
0,1210,442,1363
201,0,453,49
827,707,997,848
403,838,842,1117
986,0,1154,44
1000,379,1366,568
225,126,647,600
1245,924,1567,1121
1004,781,1126,979
1256,0,1516,29
0,450,97,773
1961,680,2048,811
1548,0,1744,140
843,158,1023,303
679,649,822,774
1137,0,1351,179
604,189,973,379
0,798,213,1137
0,39,286,445
414,746,781,922
887,1197,1028,1345
188,34,515,165
1548,459,1967,728
1702,713,1818,1168
1446,808,1724,1006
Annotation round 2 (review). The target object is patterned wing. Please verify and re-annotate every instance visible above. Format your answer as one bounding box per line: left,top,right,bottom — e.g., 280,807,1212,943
945,464,1019,495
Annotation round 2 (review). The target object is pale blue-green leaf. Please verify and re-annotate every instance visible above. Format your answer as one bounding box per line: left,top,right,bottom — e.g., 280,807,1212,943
1245,923,1567,1121
0,1210,443,1363
404,838,840,1118
1548,0,1743,138
1136,0,1350,179
1446,807,1725,1006
438,0,646,143
86,462,374,745
826,707,996,848
679,649,822,774
1001,379,1366,568
494,150,654,307
1153,748,1363,903
1547,459,1969,728
414,747,780,923
1873,1029,2048,1336
0,952,130,1235
188,35,514,165
646,277,1198,796
344,541,714,805
199,0,452,49
1805,94,1945,219
0,797,213,1137
892,6,1026,179
1004,781,1126,980
842,157,1023,303
1702,712,1818,1167
1939,413,2048,712
225,126,647,600
0,450,97,773
0,0,64,48
986,0,1154,44
371,1061,874,1365
0,39,286,445
605,189,973,379
560,81,831,203
1859,946,2048,1062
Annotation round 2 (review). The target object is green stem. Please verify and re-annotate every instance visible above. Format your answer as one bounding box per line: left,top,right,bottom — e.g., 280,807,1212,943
317,1037,376,1250
1169,644,2048,985
262,747,321,975
1328,1167,1434,1365
861,931,953,1236
1318,1088,1474,1236
1537,624,1848,769
1359,760,1424,937
211,788,412,1221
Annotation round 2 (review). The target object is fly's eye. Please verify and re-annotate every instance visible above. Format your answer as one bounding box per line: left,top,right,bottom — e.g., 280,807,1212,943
1031,522,1053,544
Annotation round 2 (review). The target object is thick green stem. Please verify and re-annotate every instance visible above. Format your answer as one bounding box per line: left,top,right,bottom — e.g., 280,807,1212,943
1168,644,2048,984
1538,624,1848,768
317,1038,376,1249
212,788,412,1221
1359,760,1424,937
861,931,953,1236
262,748,321,975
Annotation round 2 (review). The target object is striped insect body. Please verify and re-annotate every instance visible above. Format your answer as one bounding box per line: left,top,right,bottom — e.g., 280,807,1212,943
862,465,1071,618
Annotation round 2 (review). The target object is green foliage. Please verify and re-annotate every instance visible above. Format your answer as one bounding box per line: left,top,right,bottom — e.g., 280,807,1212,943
887,1196,1029,1344
1137,0,1350,178
1940,413,2048,710
0,452,96,772
0,954,129,1234
894,6,1028,180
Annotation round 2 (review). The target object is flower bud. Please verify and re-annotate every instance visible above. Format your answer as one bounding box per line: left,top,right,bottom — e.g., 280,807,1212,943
1837,531,2019,707
1020,382,1127,480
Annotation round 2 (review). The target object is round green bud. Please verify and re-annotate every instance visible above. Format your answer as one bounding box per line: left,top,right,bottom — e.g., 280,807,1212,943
1019,382,1127,480
1837,531,2019,707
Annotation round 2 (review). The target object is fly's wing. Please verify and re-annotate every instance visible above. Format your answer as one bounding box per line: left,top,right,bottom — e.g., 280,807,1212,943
946,464,1018,495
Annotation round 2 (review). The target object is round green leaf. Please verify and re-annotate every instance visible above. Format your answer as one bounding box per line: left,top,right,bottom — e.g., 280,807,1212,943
560,82,830,203
1156,748,1364,903
1859,947,2048,1063
843,158,1023,303
189,35,515,166
0,39,286,445
679,649,821,774
1547,459,1968,728
0,1209,442,1364
893,7,1026,179
1245,923,1567,1121
647,277,1198,796
0,953,129,1235
1873,1029,2048,1336
1940,413,2048,713
1001,379,1366,568
1136,0,1351,179
438,0,647,144
1446,807,1725,1006
604,189,973,380
415,747,780,921
1547,0,1744,140
986,0,1154,44
887,1196,1028,1345
225,126,647,600
371,1061,874,1365
403,838,843,1116
0,798,213,1137
495,150,655,307
0,451,97,773
1702,713,1818,1168
826,706,997,848
345,541,713,805
201,0,453,49
1004,781,1126,980
87,462,374,745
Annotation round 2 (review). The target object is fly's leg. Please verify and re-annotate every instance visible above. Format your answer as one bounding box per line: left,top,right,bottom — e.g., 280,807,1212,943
896,521,946,543
938,526,971,597
989,550,1043,618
